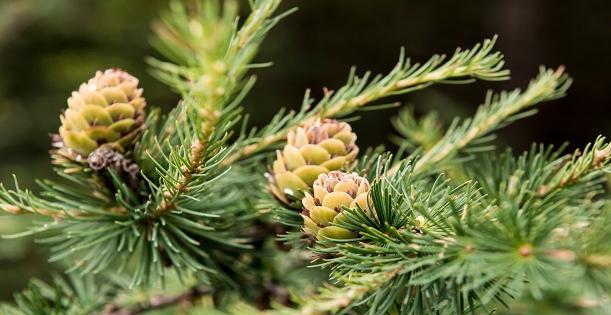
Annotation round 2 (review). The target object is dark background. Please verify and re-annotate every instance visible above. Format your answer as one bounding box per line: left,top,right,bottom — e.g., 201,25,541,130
0,0,609,300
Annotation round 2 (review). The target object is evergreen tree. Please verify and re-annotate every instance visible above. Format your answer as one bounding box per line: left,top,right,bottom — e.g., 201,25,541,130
0,1,609,314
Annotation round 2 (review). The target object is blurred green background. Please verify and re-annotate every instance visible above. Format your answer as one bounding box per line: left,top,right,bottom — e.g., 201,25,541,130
0,0,609,300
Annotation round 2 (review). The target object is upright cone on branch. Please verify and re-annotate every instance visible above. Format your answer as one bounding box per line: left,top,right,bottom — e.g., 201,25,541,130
269,119,359,205
58,69,146,158
301,171,370,240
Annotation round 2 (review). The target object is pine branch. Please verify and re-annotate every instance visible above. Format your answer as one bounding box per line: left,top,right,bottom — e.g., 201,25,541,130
467,137,610,211
149,0,292,132
0,107,251,287
0,0,281,290
225,36,509,164
0,145,120,218
297,150,610,314
1,274,116,315
0,175,122,219
154,138,205,216
293,163,478,314
104,286,212,315
537,137,611,197
390,66,572,175
299,268,402,314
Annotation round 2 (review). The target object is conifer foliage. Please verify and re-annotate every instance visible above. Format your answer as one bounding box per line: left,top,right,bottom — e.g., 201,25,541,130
1,1,609,314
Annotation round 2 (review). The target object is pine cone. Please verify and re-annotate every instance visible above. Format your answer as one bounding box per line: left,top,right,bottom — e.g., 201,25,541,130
301,171,370,240
269,119,358,204
58,69,146,157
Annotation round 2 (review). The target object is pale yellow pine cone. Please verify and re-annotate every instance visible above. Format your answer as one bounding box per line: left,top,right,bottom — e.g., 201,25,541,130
269,119,359,204
58,69,146,157
301,171,370,240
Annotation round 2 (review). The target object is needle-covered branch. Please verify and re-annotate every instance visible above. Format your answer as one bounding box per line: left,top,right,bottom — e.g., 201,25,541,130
0,104,255,287
467,136,610,211
295,148,610,314
1,274,116,315
397,66,572,174
150,0,287,97
226,36,509,164
537,137,611,197
104,286,213,315
149,0,292,133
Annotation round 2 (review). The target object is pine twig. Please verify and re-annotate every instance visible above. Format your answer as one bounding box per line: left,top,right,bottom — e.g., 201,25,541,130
103,286,212,315
155,139,205,216
537,139,611,197
224,36,509,164
299,267,402,314
389,66,571,175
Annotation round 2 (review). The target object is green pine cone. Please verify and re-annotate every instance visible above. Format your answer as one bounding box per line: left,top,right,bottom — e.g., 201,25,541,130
269,119,359,205
301,171,370,241
58,69,146,157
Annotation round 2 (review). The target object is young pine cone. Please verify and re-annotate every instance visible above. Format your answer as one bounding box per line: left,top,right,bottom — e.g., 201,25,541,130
269,119,359,205
58,69,146,157
301,171,370,240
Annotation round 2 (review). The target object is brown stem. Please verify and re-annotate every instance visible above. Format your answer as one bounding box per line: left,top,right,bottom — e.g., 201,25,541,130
103,286,212,315
155,139,206,216
536,143,611,198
